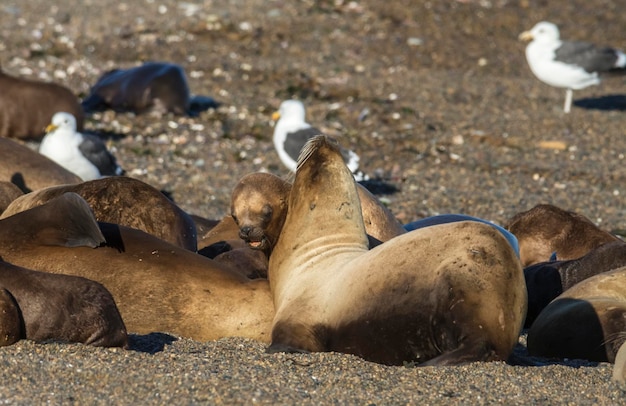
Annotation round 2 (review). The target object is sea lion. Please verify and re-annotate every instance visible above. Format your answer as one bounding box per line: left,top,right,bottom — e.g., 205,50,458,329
230,172,405,257
0,181,23,214
505,204,620,266
0,193,274,342
0,69,84,140
524,240,626,327
0,259,128,348
266,135,526,365
0,288,21,346
1,176,197,251
0,137,82,193
614,341,626,390
82,62,192,115
527,265,626,363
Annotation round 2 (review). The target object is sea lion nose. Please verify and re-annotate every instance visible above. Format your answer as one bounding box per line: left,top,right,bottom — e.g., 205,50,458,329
239,226,252,239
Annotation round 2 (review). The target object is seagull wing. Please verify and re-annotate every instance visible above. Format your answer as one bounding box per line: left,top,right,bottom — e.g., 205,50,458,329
78,134,124,176
554,41,621,73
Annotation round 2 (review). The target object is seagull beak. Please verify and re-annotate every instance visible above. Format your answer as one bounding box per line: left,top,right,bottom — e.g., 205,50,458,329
518,30,533,42
271,111,280,121
45,123,58,133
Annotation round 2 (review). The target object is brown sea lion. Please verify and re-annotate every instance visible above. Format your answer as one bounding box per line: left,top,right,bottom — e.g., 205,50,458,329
527,265,626,363
0,181,23,214
0,137,82,193
0,176,197,251
524,240,626,327
0,260,128,348
82,62,191,115
505,204,620,266
0,193,274,342
230,172,405,257
0,288,21,346
266,135,526,365
614,341,626,390
0,69,84,140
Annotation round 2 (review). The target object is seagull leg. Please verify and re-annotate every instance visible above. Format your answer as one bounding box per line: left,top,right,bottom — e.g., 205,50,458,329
563,88,573,113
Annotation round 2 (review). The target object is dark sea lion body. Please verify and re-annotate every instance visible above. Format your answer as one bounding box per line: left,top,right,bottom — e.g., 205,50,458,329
267,136,527,366
82,62,191,115
0,260,128,348
528,266,626,363
1,176,197,251
0,193,274,342
0,181,24,214
0,70,84,140
0,137,82,193
505,204,620,266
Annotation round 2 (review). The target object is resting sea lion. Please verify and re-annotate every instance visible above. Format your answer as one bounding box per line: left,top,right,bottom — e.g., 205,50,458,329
0,260,128,348
0,69,84,140
0,193,274,342
505,204,620,266
230,172,405,257
0,181,23,214
0,137,82,193
1,176,197,251
527,265,626,363
523,240,626,327
266,136,526,365
82,62,192,115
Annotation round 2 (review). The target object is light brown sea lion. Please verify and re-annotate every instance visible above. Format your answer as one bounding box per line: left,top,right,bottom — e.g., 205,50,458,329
230,172,405,258
0,260,128,348
82,62,191,115
524,240,626,328
0,193,274,342
505,204,620,267
0,288,21,346
0,181,23,214
266,135,526,365
527,266,626,363
613,341,626,390
0,137,82,193
0,176,197,251
0,69,84,140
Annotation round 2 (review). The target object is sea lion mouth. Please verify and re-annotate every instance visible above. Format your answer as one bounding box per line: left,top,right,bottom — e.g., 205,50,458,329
245,238,267,250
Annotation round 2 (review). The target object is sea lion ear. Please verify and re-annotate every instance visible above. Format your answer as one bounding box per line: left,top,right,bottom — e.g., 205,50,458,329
32,192,106,248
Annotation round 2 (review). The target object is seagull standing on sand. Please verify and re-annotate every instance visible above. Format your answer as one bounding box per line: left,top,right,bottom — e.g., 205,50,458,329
39,112,125,181
519,21,626,113
272,100,367,181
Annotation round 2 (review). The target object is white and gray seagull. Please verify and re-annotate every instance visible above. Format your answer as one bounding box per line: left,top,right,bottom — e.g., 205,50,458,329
39,111,125,181
519,21,626,113
272,100,368,181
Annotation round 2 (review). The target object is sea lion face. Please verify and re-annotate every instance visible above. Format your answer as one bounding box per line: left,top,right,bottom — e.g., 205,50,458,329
230,173,290,255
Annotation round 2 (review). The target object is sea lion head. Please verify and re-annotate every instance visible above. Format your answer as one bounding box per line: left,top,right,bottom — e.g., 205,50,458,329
230,172,291,256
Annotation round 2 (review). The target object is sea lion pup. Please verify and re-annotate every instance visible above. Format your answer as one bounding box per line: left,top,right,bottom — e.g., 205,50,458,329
0,193,274,342
0,69,84,140
82,62,192,115
0,137,82,193
505,204,620,267
0,176,197,252
266,135,526,365
614,341,626,390
527,265,626,363
230,172,405,257
0,181,23,214
524,240,626,328
0,260,128,348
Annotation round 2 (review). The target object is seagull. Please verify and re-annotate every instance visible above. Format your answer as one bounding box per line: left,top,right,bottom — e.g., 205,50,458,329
272,100,368,181
39,112,125,181
519,21,626,113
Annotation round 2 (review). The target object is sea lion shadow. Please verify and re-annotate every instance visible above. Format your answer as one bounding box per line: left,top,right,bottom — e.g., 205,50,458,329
10,173,32,193
573,94,626,111
357,179,399,195
127,332,178,354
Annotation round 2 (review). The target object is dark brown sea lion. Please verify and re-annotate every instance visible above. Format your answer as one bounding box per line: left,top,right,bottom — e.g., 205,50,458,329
0,137,82,193
230,172,405,257
505,204,620,266
0,288,21,346
82,62,191,115
0,193,274,342
0,176,197,251
0,69,84,140
527,266,626,363
266,136,526,365
0,260,128,348
524,240,626,327
0,181,23,214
